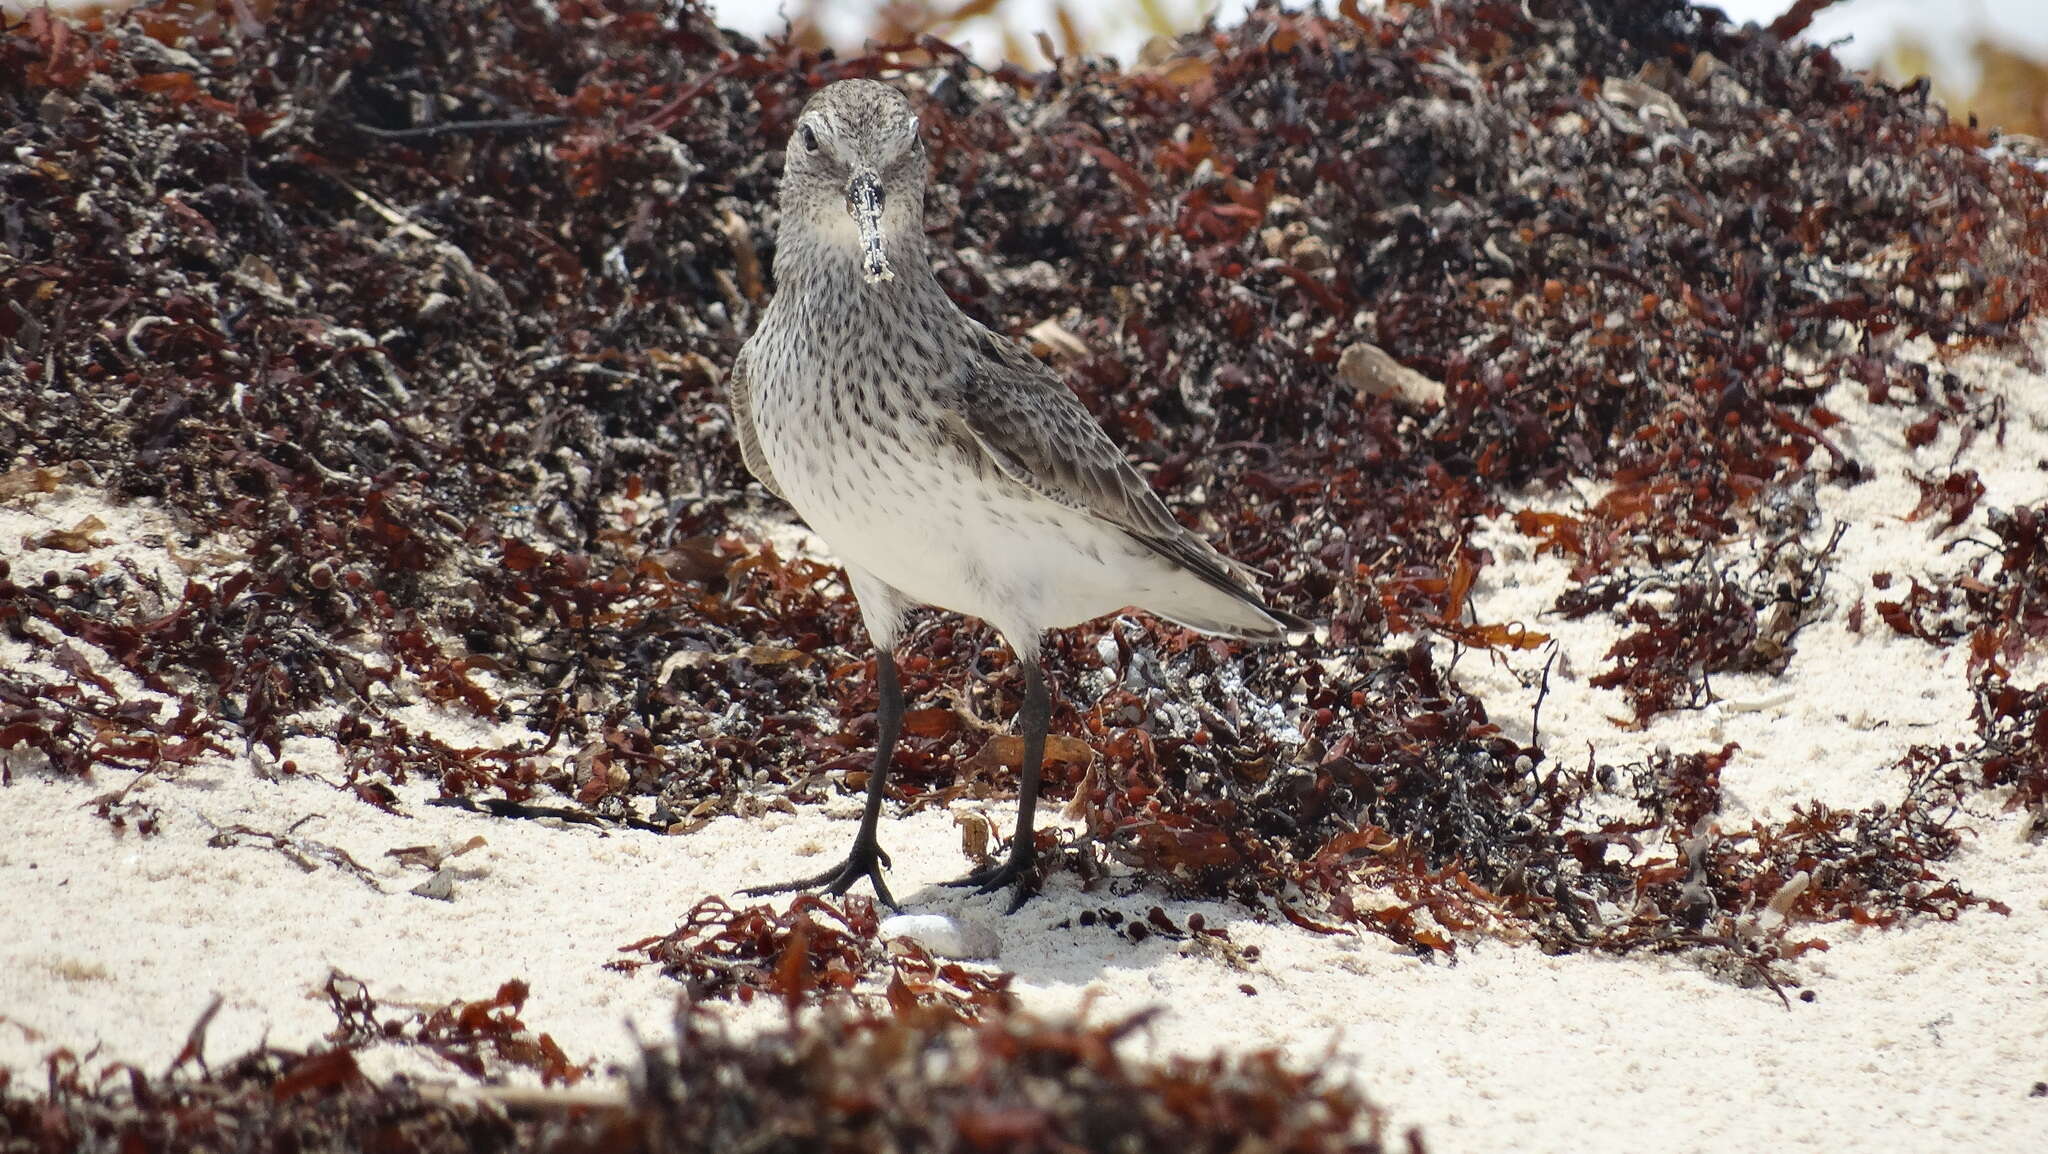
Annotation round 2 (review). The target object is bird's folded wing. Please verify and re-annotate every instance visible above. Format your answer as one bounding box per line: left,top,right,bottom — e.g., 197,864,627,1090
727,343,787,501
943,323,1262,597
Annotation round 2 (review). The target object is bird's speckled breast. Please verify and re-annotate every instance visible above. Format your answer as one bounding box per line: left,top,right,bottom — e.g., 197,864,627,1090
746,303,1139,634
752,299,996,599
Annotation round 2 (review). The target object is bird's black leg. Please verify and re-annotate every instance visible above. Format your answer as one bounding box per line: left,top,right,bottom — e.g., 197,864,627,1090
744,650,903,909
945,656,1049,912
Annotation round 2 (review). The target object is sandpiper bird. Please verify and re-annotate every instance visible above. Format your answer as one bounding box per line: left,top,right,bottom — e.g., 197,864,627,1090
731,79,1296,911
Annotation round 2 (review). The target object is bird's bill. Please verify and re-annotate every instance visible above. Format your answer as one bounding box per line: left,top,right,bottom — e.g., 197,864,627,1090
846,170,894,285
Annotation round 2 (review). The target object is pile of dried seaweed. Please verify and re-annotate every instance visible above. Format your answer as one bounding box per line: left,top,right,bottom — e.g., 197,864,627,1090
610,893,1018,1018
0,977,1391,1154
0,974,581,1153
4,0,2045,979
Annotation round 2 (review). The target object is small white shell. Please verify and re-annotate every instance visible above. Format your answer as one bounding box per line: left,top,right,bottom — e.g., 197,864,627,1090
879,913,1001,960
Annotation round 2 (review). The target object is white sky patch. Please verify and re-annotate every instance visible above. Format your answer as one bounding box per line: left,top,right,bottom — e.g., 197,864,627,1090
704,0,2048,85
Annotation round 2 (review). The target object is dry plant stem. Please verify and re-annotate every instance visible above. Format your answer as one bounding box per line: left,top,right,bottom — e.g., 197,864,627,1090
353,116,568,140
744,652,903,909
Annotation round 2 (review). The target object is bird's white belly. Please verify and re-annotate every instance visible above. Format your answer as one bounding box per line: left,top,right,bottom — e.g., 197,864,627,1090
780,448,1141,636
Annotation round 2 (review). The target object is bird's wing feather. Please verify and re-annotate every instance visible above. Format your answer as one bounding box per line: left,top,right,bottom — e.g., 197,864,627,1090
728,342,787,501
943,322,1264,601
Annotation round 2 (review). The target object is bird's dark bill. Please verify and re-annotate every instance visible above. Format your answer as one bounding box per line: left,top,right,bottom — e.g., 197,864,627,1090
847,172,894,284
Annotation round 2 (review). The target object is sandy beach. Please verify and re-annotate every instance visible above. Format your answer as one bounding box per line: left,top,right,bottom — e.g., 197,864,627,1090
5,1,2046,1148
6,327,2044,1150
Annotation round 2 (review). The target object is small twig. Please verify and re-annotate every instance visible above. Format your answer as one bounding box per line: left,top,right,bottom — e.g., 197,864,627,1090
83,765,159,811
201,816,386,891
428,795,667,833
636,59,747,132
1529,643,1558,750
353,116,568,141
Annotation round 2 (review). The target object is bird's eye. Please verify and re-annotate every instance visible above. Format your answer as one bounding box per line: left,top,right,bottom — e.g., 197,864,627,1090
799,125,819,153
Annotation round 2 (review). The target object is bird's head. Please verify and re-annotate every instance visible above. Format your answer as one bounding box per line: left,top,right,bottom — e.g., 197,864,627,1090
778,79,927,286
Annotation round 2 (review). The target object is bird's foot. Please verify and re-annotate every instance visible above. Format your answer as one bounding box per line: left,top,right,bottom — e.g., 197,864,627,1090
943,845,1039,914
743,840,896,910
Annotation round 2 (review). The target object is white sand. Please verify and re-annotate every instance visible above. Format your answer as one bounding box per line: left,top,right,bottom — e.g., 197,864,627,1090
4,329,2045,1149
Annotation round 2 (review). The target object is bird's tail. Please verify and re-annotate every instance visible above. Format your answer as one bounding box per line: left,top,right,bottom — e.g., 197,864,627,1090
1152,605,1297,641
1142,569,1304,642
1132,528,1305,641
